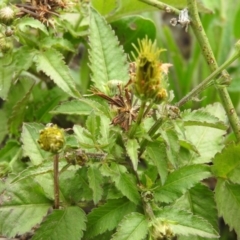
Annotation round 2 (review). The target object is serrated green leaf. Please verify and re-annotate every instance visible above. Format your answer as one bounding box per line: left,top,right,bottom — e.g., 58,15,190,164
181,108,227,130
0,178,51,238
154,164,211,203
179,139,200,155
125,139,139,171
88,165,103,204
50,98,110,117
115,173,140,204
215,179,240,237
89,7,128,93
0,54,15,100
34,49,80,98
13,46,36,76
173,183,218,233
86,112,100,141
86,198,136,239
41,37,75,52
73,124,95,149
60,169,92,203
21,122,51,165
11,160,66,184
156,207,219,238
17,17,49,35
183,104,226,164
8,82,34,135
112,212,148,240
212,144,240,184
146,142,168,185
32,207,86,240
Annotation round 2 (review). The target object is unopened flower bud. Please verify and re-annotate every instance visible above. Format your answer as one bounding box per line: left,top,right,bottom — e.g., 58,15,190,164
0,6,15,25
38,123,65,153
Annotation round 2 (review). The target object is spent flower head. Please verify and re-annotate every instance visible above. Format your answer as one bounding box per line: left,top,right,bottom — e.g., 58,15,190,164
131,37,172,103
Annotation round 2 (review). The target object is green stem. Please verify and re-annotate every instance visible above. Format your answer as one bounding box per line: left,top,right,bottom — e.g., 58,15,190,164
139,117,164,156
176,51,240,107
139,0,180,14
53,154,60,209
128,101,146,138
187,0,240,142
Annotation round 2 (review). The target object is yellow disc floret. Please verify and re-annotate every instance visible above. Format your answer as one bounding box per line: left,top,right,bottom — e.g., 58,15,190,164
131,37,172,103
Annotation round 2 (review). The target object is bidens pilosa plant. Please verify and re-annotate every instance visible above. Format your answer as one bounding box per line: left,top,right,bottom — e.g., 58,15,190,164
1,0,240,240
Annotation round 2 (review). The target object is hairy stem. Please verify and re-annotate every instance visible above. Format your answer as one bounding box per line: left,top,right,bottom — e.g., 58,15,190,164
128,101,146,138
53,154,59,209
176,50,240,107
139,117,164,156
187,0,240,142
139,0,179,14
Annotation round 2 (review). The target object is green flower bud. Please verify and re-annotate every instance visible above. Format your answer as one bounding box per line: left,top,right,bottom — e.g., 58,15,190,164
0,6,15,25
38,123,65,153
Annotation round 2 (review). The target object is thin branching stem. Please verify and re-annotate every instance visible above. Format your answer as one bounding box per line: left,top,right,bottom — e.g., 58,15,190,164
128,101,146,138
176,51,240,107
187,0,240,142
139,0,180,14
53,154,59,209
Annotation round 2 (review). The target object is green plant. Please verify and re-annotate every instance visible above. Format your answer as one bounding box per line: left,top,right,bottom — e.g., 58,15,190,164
0,0,240,239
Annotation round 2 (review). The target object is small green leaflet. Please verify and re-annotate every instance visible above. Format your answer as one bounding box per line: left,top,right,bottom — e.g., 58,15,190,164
85,198,136,238
215,179,240,237
32,207,86,240
0,54,15,100
112,212,148,240
173,183,219,233
88,7,129,93
21,122,51,165
154,164,211,203
17,17,49,35
125,139,139,171
212,144,240,184
115,172,140,204
88,165,103,204
156,207,219,238
146,142,168,185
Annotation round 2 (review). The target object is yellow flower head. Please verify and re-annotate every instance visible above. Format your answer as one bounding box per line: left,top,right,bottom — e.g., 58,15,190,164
131,37,172,103
38,123,65,153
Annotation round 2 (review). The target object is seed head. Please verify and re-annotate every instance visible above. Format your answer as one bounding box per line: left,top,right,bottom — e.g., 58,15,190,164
38,123,65,153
